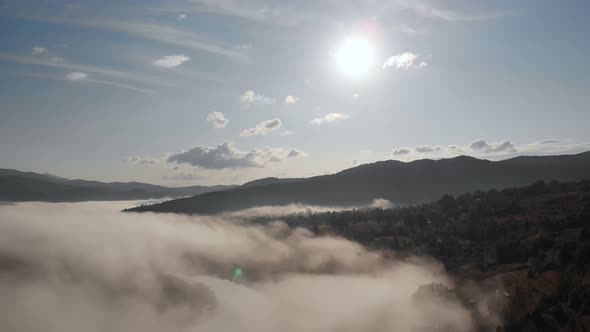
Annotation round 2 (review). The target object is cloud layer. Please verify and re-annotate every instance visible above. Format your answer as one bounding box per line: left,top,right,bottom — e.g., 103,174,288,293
469,139,516,154
0,201,485,332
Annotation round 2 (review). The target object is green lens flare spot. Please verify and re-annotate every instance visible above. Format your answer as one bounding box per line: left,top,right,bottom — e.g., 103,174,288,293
232,267,242,282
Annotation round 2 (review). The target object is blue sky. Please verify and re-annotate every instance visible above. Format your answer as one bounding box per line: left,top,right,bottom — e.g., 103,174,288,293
0,0,589,185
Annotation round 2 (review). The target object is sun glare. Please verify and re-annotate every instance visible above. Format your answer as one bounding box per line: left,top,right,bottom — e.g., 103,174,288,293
334,37,375,78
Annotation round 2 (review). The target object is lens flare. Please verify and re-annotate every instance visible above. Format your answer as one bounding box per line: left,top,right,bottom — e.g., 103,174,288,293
232,267,243,282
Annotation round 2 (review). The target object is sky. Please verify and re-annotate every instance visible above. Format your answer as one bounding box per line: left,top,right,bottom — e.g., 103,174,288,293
0,0,589,186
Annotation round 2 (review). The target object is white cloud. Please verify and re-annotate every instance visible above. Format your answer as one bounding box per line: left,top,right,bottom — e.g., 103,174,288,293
469,139,516,154
392,147,411,155
153,54,190,68
177,13,187,20
240,90,275,104
66,72,88,81
310,113,350,126
370,198,394,209
383,52,418,70
207,112,230,128
31,46,46,55
167,142,304,169
418,61,428,68
240,119,282,137
284,95,299,104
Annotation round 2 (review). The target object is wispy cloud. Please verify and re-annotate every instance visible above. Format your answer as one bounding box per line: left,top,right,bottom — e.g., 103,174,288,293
31,46,46,55
153,55,191,68
404,3,516,22
279,130,294,136
21,15,244,59
310,113,350,126
65,72,88,81
0,51,171,89
1,67,155,94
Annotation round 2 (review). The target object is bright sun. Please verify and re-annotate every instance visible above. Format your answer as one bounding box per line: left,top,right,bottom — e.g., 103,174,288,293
334,37,375,78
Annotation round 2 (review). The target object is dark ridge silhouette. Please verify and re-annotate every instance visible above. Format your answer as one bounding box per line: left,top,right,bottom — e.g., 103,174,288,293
0,169,236,202
240,177,303,188
126,151,590,214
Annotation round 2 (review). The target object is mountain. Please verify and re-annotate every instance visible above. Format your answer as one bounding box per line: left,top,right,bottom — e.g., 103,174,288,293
240,177,303,188
127,151,590,214
0,169,236,202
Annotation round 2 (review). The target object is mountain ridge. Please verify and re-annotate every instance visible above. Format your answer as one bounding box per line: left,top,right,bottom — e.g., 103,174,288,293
127,151,590,214
0,169,237,202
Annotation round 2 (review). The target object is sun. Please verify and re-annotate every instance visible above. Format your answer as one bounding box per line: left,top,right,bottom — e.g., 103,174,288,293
334,37,376,78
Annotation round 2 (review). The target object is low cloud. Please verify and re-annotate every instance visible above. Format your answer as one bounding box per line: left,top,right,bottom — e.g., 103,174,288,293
392,147,411,155
167,142,302,169
310,113,350,125
469,139,516,154
66,71,88,81
240,119,282,137
207,112,230,128
535,139,570,145
240,90,275,104
127,156,159,165
162,173,203,181
284,95,299,104
153,55,190,68
177,13,187,20
414,145,441,153
0,201,487,332
369,198,394,209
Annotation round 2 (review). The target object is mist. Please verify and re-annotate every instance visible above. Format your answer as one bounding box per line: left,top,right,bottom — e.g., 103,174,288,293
0,201,487,332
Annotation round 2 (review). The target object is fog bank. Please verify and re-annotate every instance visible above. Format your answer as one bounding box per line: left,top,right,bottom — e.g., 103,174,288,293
0,201,483,332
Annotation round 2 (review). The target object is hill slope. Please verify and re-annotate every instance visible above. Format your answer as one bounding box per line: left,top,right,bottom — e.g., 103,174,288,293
127,151,590,214
0,169,235,202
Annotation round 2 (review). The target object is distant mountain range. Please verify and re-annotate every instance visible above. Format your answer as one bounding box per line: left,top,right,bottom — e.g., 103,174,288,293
127,151,590,214
0,169,236,202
